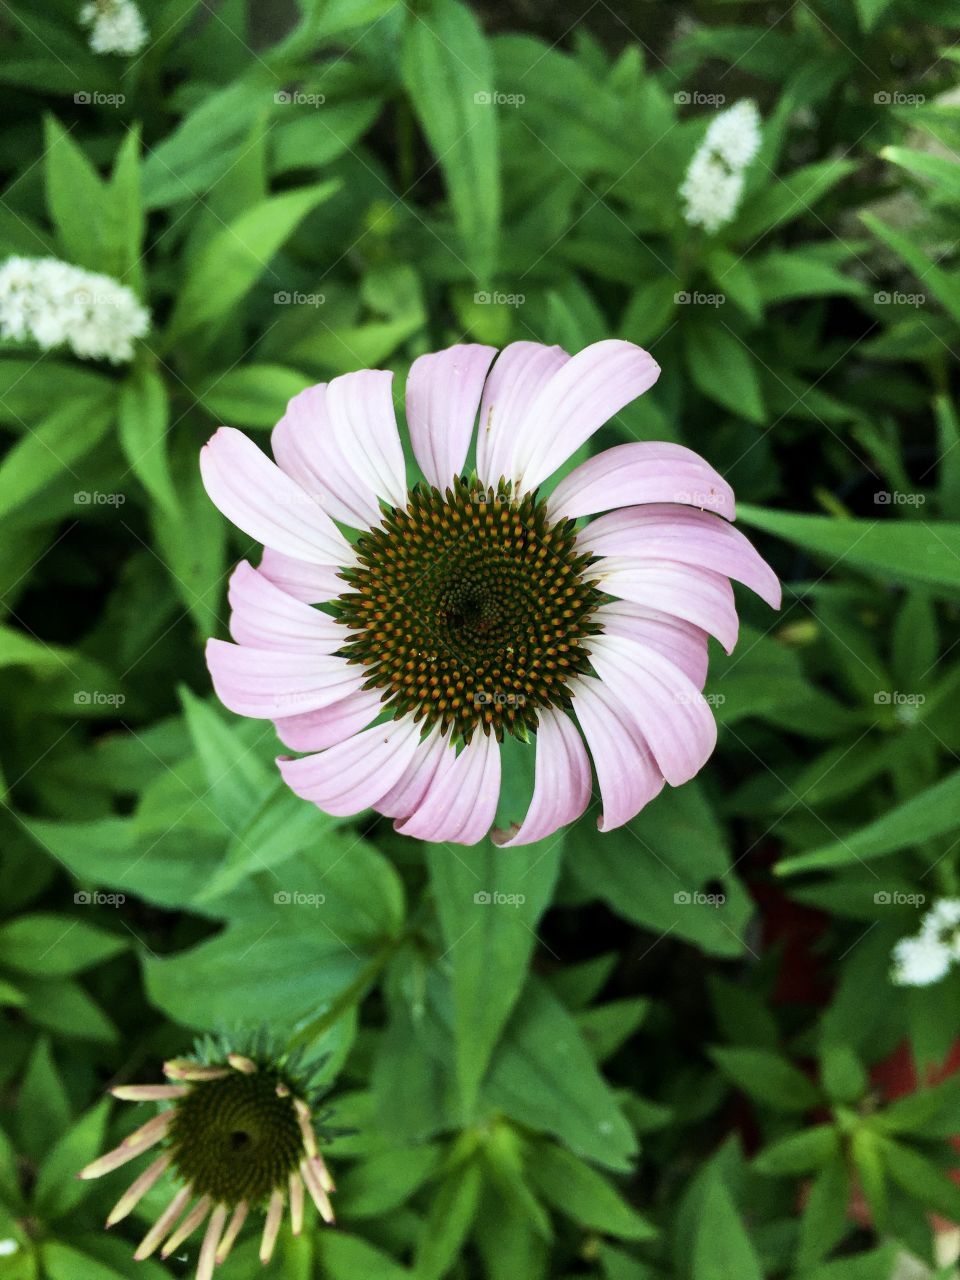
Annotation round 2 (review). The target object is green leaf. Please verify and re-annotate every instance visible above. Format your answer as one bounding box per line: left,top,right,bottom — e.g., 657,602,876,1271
0,398,115,522
778,766,960,874
527,1142,656,1240
882,145,960,204
33,1099,110,1218
685,322,765,424
412,1158,483,1280
709,1046,821,1112
337,1146,443,1218
40,1245,131,1280
753,1124,839,1175
483,981,636,1172
17,1037,70,1160
17,976,118,1043
879,1136,960,1221
167,180,340,340
118,365,178,516
0,914,126,978
796,1157,852,1270
401,0,500,281
738,504,960,593
426,834,563,1115
862,212,960,327
315,1232,411,1280
692,1176,763,1280
197,364,311,428
736,158,856,240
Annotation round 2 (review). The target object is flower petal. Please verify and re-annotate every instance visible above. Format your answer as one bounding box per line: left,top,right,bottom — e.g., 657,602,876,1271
594,558,739,653
258,548,344,603
475,341,569,487
274,688,384,752
578,504,780,608
326,369,406,509
105,1154,171,1227
206,638,365,719
198,1204,227,1280
228,561,347,652
277,714,424,815
374,724,448,818
395,730,500,845
513,340,660,491
588,633,718,787
405,343,497,487
200,427,352,563
595,601,709,690
547,441,735,521
571,674,664,831
493,707,591,846
272,383,382,529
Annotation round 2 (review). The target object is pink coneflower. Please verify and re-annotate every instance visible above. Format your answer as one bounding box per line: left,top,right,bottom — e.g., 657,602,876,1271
78,1041,335,1277
201,339,779,845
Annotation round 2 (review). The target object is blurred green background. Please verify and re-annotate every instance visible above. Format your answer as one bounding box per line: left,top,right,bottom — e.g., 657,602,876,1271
2,0,960,1277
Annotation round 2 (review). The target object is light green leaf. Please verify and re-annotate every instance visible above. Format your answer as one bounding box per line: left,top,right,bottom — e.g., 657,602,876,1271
197,364,311,428
0,914,126,978
402,0,500,281
709,1046,821,1112
118,364,178,516
692,1176,763,1280
527,1142,656,1240
685,322,765,423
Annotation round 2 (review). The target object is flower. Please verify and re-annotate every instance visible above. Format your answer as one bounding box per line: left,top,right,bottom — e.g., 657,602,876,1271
891,898,960,987
680,99,761,232
79,0,148,55
0,256,149,363
78,1039,335,1277
200,339,780,845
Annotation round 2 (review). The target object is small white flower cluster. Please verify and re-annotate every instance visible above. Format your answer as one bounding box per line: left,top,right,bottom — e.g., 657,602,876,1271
891,899,960,987
79,0,148,56
679,100,762,234
0,256,149,364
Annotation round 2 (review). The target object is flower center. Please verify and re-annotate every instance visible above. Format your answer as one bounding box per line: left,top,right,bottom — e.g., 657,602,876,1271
336,477,604,741
166,1070,304,1206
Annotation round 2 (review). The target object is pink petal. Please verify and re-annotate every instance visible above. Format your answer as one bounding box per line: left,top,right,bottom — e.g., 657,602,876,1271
228,561,348,652
206,638,366,719
325,369,406,509
396,730,501,845
579,505,780,608
105,1153,171,1227
272,384,382,529
258,547,344,603
260,1189,284,1265
513,340,660,491
277,714,424,815
475,341,569,488
198,1204,227,1280
588,633,718,787
274,688,384,752
375,724,448,818
547,442,735,522
595,601,709,691
201,427,352,563
405,344,497,488
571,675,664,831
594,559,739,653
493,707,591,846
